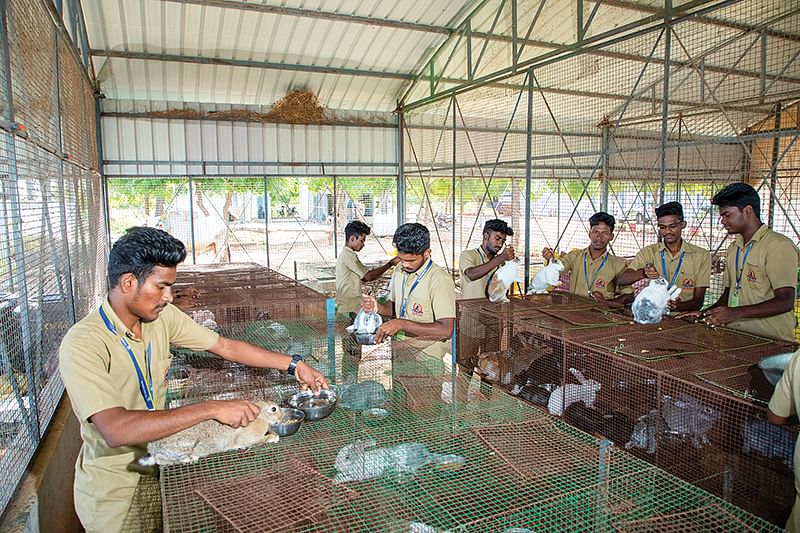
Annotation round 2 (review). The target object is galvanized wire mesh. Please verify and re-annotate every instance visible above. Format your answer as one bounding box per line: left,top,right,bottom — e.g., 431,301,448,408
457,294,797,524
149,317,781,532
0,0,104,514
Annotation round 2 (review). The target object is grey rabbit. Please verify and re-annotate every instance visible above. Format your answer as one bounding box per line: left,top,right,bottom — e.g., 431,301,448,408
333,439,464,483
660,393,719,447
742,418,795,468
625,409,658,454
142,400,284,465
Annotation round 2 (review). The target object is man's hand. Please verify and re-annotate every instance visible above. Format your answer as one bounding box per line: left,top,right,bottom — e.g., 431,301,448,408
667,298,679,310
701,305,740,327
208,399,261,428
374,319,404,343
499,245,516,262
542,248,554,262
590,291,606,301
642,264,659,279
294,361,329,394
675,310,703,321
361,294,378,313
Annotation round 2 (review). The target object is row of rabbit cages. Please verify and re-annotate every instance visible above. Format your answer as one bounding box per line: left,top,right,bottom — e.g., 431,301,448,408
456,293,799,525
172,263,329,325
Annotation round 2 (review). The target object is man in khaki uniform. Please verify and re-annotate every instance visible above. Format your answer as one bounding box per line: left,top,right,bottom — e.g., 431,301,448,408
618,202,710,312
362,223,455,360
767,347,800,532
542,212,630,302
459,218,515,300
679,183,798,343
335,221,398,318
59,227,328,532
458,219,514,363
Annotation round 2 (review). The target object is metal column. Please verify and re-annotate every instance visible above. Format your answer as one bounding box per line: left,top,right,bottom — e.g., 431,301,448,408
600,121,610,212
768,102,782,228
188,176,197,263
452,95,457,274
263,176,271,268
524,71,533,291
397,109,405,227
658,0,672,205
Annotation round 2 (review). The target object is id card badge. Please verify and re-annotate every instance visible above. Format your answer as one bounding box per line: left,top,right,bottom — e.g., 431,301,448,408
728,289,740,308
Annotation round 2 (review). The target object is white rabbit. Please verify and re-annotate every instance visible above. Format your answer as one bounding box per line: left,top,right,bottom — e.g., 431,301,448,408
527,259,564,294
632,278,682,325
141,400,284,465
488,260,522,303
547,368,601,417
333,439,464,483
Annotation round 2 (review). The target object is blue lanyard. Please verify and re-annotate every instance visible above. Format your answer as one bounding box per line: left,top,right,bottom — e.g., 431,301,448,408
99,305,155,411
399,259,434,318
660,249,685,289
734,242,754,291
476,247,493,291
583,252,608,294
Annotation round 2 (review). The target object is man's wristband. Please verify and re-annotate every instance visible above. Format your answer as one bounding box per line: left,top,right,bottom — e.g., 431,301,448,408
287,354,303,376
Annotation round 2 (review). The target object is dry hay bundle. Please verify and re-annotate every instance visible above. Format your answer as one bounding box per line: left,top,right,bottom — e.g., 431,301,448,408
266,89,327,124
147,109,206,120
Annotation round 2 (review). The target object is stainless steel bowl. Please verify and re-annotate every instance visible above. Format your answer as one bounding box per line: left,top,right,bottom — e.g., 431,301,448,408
287,389,338,421
758,352,797,386
270,408,305,437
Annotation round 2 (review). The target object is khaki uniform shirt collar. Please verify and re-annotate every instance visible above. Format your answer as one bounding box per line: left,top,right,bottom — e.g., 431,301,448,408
657,240,691,257
734,223,768,247
99,297,138,341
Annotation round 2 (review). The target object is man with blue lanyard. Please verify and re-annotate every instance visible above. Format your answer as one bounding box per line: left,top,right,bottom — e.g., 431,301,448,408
542,212,630,302
617,201,710,312
678,183,797,343
361,223,455,360
459,218,515,300
59,227,329,532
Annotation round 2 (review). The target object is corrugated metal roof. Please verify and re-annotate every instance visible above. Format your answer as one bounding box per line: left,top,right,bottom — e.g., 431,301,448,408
85,0,480,111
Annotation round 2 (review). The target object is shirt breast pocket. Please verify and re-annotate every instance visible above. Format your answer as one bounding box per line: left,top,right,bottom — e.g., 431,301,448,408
743,262,766,291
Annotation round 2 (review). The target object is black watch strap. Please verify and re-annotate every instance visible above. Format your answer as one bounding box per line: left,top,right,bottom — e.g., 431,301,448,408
287,354,303,376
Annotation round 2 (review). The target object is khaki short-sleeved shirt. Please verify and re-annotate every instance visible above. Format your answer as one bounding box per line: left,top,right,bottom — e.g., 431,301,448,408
336,246,369,314
768,349,800,509
630,241,711,302
459,248,494,300
722,224,799,343
561,248,628,299
388,261,456,359
59,300,219,532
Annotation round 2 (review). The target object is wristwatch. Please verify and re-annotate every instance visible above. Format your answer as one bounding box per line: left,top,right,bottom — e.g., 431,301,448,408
287,354,303,376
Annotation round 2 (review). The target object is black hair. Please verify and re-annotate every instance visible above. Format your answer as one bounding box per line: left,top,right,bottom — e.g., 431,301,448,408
483,218,514,236
589,212,615,232
711,182,761,219
345,220,371,242
655,201,684,221
393,223,430,254
108,227,187,288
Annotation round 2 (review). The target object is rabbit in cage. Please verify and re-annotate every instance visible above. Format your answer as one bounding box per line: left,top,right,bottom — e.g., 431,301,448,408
140,400,284,465
625,409,658,454
527,259,564,294
547,368,601,417
660,393,719,448
487,260,522,303
632,278,682,325
333,439,465,483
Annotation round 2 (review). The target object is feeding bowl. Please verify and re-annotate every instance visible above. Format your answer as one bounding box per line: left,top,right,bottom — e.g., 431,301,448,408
287,389,338,421
758,352,796,386
270,408,305,437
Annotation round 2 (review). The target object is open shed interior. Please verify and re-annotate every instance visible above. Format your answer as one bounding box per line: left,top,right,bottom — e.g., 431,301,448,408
0,0,798,530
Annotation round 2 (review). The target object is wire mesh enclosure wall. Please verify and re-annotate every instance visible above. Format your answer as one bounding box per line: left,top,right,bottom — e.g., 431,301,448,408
0,0,104,515
456,293,798,524
402,0,800,335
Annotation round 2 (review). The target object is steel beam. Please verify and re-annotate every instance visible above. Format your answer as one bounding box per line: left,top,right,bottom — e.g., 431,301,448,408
659,0,672,205
524,71,533,290
768,102,782,228
91,49,413,80
397,110,405,227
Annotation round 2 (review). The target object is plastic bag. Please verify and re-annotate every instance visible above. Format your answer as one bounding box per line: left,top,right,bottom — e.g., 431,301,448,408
632,278,681,324
348,308,383,344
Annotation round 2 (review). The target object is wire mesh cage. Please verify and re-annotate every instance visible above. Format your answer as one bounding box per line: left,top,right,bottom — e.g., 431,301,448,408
457,293,798,524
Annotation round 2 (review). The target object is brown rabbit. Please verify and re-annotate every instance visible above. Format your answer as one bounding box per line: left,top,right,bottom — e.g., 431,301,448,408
144,400,284,465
